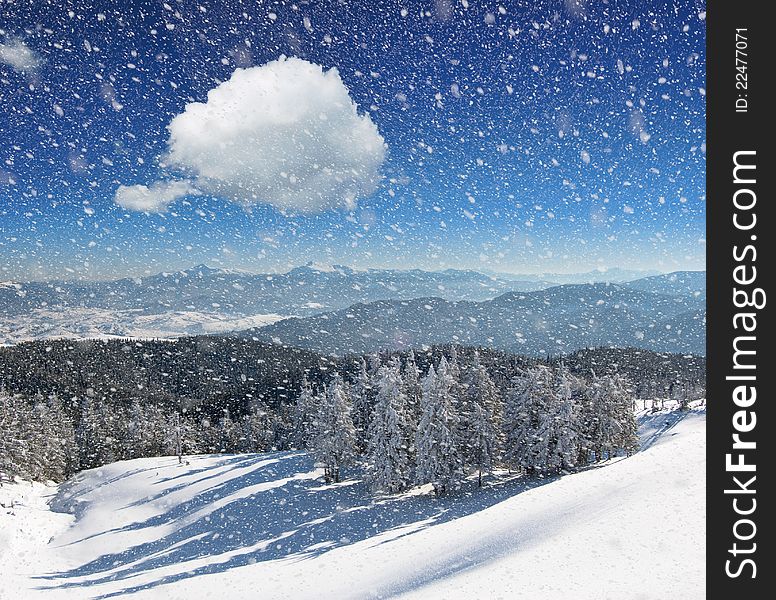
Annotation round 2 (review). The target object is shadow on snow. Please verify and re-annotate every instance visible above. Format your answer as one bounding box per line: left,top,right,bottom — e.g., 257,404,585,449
35,410,694,598
36,454,553,598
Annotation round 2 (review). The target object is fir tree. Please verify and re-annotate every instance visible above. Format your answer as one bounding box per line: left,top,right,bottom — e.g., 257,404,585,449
401,349,422,428
549,365,582,472
311,375,356,483
502,365,553,474
240,408,272,452
122,399,149,460
366,358,413,493
415,358,462,496
0,390,23,482
76,396,105,470
217,409,242,453
291,375,317,450
350,358,374,453
588,372,639,461
462,354,503,486
608,373,639,456
39,394,78,480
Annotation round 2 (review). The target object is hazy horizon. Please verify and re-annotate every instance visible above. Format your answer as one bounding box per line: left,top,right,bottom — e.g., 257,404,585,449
2,259,707,284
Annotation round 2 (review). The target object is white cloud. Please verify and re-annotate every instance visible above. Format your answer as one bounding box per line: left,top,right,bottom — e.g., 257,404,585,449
0,37,44,72
162,56,386,213
115,180,198,213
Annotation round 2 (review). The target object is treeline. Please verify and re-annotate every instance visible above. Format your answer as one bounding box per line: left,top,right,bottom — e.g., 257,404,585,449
0,390,283,483
2,350,638,495
295,350,638,495
0,337,339,422
0,338,705,420
554,347,706,403
0,341,704,487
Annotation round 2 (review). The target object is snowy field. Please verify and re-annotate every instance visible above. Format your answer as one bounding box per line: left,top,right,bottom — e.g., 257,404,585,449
1,407,705,600
0,308,285,345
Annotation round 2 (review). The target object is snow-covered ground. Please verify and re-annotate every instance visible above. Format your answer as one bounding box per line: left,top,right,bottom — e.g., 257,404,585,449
0,481,74,599
0,308,285,344
0,407,705,600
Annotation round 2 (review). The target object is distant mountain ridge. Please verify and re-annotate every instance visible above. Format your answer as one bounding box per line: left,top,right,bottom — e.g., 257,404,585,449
239,278,706,356
0,263,668,317
1,263,537,317
621,270,705,299
491,266,663,284
1,265,705,354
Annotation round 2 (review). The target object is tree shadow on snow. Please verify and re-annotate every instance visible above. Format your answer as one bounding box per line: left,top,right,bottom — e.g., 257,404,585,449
35,412,694,599
34,453,560,599
638,406,702,450
48,454,266,549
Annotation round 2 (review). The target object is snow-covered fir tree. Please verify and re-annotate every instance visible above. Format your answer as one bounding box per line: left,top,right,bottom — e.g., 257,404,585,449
76,396,111,470
588,372,639,460
291,375,317,450
401,349,422,428
216,409,243,453
239,407,272,453
461,353,503,486
350,357,374,453
532,366,580,474
366,358,413,493
415,358,463,496
122,398,151,460
502,365,554,474
38,394,78,480
0,390,21,482
311,375,357,483
610,374,639,455
123,402,178,458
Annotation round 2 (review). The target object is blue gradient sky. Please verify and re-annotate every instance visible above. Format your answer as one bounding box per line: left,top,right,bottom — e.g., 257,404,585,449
1,0,706,281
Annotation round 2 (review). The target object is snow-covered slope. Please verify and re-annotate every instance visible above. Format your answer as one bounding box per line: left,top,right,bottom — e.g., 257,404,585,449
1,408,705,600
0,481,74,600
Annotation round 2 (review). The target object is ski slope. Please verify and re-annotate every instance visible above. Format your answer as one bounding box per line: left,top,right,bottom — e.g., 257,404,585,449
1,407,705,600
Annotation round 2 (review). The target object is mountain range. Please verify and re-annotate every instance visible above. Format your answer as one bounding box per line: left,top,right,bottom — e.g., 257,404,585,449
0,264,669,317
1,265,705,355
239,273,706,356
1,263,551,317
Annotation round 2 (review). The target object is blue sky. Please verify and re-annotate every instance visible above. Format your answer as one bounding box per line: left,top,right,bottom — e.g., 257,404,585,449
0,0,706,281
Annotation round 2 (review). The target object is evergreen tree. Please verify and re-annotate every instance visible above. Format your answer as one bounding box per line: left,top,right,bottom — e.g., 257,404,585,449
0,390,23,482
415,358,462,496
461,354,503,486
38,394,78,480
608,373,639,456
588,372,639,461
502,365,553,474
532,366,579,474
401,350,422,428
311,375,356,483
350,358,374,453
76,396,107,470
1,392,74,482
573,374,596,466
366,358,412,493
240,408,272,452
25,393,52,481
122,399,149,459
217,408,242,453
291,375,317,450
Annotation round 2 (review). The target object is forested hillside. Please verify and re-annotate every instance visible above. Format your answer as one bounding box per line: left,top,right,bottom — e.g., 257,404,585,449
1,339,704,488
